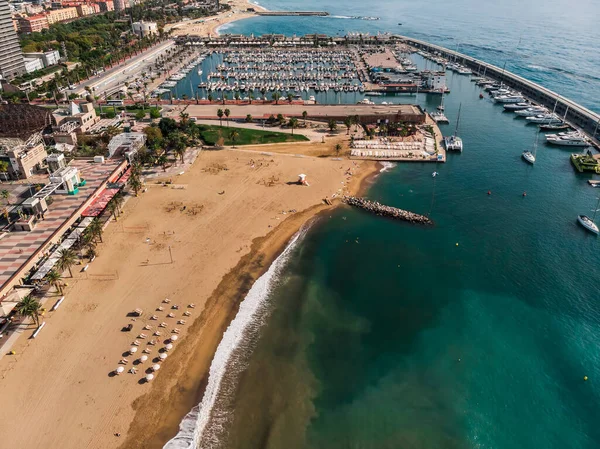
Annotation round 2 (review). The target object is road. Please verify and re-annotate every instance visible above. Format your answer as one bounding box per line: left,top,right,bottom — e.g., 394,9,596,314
69,40,175,98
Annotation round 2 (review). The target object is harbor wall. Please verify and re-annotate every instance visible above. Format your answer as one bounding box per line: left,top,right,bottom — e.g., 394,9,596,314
397,35,600,141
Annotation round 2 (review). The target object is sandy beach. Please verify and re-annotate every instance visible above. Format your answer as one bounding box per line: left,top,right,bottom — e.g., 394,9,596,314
167,0,266,38
0,144,377,449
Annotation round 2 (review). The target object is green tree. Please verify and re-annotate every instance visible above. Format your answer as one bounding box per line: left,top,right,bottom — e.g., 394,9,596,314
128,174,143,197
224,108,230,127
288,117,298,135
217,108,224,126
302,110,308,124
14,295,43,327
149,107,161,119
45,269,63,294
334,143,343,156
245,114,253,123
107,198,119,219
277,114,285,125
287,93,294,103
328,119,337,132
229,129,240,148
272,92,281,104
57,248,77,277
135,110,146,121
344,116,352,135
1,189,9,204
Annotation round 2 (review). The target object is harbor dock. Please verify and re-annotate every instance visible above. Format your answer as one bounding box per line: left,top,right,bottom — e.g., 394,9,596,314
344,196,433,225
256,11,329,16
397,35,600,146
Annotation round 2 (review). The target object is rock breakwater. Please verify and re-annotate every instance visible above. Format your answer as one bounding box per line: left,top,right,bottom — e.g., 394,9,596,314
343,196,433,225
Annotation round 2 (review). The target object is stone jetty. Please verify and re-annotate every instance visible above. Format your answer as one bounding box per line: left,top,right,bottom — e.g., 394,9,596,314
343,196,433,225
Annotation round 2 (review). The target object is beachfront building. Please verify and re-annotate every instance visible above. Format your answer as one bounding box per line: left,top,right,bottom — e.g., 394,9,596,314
49,165,82,195
107,132,145,161
18,14,50,33
46,7,78,24
132,20,157,38
52,102,100,134
0,0,26,79
0,104,53,179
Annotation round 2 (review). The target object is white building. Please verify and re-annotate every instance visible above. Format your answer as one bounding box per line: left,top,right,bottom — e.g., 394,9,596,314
424,71,446,92
22,50,61,68
132,21,158,38
107,132,146,161
24,57,44,73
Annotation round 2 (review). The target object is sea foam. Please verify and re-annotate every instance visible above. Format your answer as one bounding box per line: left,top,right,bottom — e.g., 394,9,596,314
163,229,307,449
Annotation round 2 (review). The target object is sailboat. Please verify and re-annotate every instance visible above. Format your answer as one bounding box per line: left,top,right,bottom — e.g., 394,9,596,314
539,105,570,131
522,132,538,164
577,197,600,234
437,93,445,111
444,104,463,152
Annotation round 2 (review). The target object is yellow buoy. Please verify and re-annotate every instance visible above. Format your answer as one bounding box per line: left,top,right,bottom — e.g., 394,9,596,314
584,376,588,381
455,243,459,246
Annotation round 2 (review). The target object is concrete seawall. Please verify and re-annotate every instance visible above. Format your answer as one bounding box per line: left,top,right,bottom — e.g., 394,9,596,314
397,35,600,143
344,196,433,225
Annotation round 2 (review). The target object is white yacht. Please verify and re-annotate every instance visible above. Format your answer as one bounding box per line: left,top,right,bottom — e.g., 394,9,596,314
522,132,538,164
578,215,599,234
525,114,561,124
515,106,547,116
504,102,531,111
494,95,526,104
545,132,589,147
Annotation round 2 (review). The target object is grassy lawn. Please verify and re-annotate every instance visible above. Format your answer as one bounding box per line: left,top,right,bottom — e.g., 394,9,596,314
198,125,309,146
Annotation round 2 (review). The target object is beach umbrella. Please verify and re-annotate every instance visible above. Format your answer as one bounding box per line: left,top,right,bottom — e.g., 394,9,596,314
115,366,124,374
170,335,178,342
146,374,154,382
165,343,173,351
140,355,148,363
152,364,161,371
129,347,138,354
159,353,168,360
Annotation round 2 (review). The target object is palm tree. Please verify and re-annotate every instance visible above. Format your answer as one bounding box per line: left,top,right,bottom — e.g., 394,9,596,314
334,143,343,156
302,110,308,124
288,117,298,135
248,92,254,104
174,146,185,163
208,93,214,103
245,114,253,123
179,112,190,126
107,199,119,220
128,174,143,197
45,270,63,294
14,295,43,327
1,189,9,204
287,93,294,103
113,192,125,214
260,87,267,100
217,108,224,126
229,129,240,148
88,218,103,243
224,108,230,126
57,248,77,277
328,119,337,132
344,116,352,135
272,92,281,104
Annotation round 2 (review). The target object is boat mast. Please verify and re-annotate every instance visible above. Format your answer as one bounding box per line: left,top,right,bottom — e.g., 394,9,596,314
533,131,539,157
454,103,461,137
594,197,600,222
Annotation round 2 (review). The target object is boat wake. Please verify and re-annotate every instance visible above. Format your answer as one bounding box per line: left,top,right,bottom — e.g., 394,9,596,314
163,228,309,449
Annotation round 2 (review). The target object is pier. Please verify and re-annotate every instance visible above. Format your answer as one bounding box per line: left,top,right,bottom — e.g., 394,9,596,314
343,196,433,225
256,11,329,16
397,35,600,144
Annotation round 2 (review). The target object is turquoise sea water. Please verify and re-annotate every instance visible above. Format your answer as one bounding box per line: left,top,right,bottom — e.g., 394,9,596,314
171,2,600,448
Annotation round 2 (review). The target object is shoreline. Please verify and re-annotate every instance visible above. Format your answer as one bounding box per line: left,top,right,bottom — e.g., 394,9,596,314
122,160,379,449
169,0,267,38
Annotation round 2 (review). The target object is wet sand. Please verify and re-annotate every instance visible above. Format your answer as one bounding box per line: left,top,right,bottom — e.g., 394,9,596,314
0,147,377,449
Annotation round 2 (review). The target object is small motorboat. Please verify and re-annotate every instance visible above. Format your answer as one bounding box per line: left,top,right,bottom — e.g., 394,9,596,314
479,93,484,99
432,171,439,177
577,215,599,234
